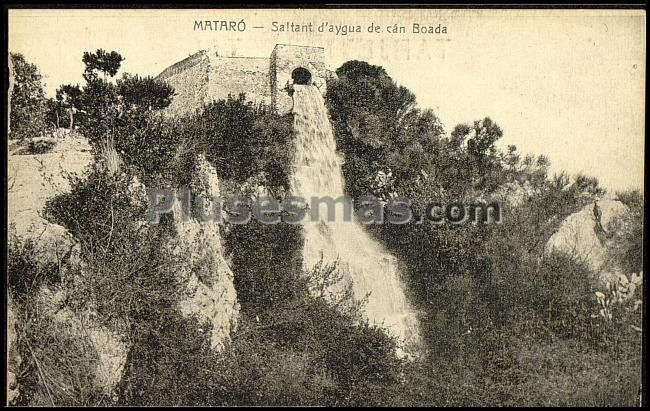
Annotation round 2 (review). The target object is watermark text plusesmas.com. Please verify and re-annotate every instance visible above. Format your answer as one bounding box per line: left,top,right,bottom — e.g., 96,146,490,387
146,187,502,226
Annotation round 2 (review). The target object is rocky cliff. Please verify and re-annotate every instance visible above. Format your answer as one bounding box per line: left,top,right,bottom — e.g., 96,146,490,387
171,155,240,350
7,137,240,403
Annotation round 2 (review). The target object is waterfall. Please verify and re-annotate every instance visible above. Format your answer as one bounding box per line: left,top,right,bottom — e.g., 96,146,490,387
289,85,419,348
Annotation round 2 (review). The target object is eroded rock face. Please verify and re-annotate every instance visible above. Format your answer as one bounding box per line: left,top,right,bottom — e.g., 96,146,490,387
545,199,630,284
7,137,129,402
126,159,239,350
8,136,240,403
170,155,240,351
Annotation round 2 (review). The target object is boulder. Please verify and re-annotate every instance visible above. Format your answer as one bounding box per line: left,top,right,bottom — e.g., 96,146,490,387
545,199,630,284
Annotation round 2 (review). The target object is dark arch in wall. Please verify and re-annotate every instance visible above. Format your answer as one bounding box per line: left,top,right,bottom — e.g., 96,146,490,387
291,67,312,85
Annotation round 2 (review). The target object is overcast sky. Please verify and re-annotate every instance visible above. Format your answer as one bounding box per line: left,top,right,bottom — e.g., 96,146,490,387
9,9,645,194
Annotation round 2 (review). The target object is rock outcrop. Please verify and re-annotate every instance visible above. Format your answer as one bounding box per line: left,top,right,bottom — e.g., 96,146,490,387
7,115,242,403
7,137,95,404
171,155,240,351
545,199,631,284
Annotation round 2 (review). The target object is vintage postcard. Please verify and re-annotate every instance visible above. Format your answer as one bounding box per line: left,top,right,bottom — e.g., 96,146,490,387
5,7,645,406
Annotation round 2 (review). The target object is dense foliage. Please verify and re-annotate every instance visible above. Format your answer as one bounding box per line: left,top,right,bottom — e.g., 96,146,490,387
9,53,49,140
184,94,295,192
325,59,643,405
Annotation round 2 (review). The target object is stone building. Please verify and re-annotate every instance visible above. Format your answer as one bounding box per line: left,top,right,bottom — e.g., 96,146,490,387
156,44,332,117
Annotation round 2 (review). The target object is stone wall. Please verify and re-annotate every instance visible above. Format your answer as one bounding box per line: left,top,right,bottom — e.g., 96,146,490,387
207,55,271,107
158,44,331,116
270,44,329,114
157,51,210,118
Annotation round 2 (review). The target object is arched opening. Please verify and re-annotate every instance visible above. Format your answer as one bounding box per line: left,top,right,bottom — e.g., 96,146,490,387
291,67,312,85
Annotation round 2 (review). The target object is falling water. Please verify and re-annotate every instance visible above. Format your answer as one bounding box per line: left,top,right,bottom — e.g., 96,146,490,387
289,85,419,348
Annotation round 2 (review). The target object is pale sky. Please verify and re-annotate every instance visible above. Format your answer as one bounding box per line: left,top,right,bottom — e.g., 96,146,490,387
8,9,645,194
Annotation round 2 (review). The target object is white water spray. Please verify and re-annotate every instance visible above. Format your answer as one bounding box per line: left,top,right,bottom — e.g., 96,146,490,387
289,85,419,348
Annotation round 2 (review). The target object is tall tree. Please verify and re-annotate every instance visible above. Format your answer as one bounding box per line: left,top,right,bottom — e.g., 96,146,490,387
325,60,445,200
9,53,48,140
71,49,175,177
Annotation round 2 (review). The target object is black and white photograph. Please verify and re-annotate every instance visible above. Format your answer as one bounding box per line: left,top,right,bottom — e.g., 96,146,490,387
4,6,645,406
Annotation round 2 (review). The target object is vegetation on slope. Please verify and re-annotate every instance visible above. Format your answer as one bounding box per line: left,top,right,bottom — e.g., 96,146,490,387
7,51,643,406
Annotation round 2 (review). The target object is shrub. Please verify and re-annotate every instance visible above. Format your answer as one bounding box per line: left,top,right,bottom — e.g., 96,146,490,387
43,165,183,334
7,233,60,302
44,166,145,242
116,261,404,406
115,212,405,406
40,163,196,405
222,215,404,405
8,232,107,406
14,299,108,406
607,193,644,275
500,337,641,406
235,301,402,406
105,93,294,191
16,138,57,155
117,313,213,406
492,251,596,339
60,49,175,169
325,60,446,200
184,94,295,191
615,189,644,210
224,220,304,312
111,112,189,186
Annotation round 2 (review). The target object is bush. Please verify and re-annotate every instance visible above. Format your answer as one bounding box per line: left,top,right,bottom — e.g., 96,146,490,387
224,220,304,312
8,232,107,406
111,113,190,186
492,251,596,339
184,94,295,191
608,191,643,274
44,165,183,334
493,337,641,406
615,189,644,210
44,166,145,242
40,163,198,405
223,215,404,405
325,60,446,200
114,212,405,406
116,257,404,406
117,312,213,406
102,93,294,191
7,233,60,302
16,138,57,155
